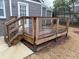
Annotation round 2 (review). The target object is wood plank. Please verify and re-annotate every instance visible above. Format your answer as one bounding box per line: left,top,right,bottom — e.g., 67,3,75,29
35,35,57,45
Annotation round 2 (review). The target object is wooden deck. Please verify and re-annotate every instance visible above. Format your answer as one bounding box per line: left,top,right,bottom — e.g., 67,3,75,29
3,16,70,51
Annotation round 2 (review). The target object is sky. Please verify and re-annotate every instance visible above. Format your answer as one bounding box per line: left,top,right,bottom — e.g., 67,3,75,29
44,0,54,7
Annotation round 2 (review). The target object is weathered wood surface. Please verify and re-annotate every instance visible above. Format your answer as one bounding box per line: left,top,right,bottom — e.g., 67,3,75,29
4,16,69,51
24,27,79,59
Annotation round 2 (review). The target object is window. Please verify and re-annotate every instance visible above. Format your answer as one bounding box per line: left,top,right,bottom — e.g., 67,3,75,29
42,7,46,17
41,7,47,26
18,2,29,16
20,5,26,16
18,2,29,27
0,0,6,18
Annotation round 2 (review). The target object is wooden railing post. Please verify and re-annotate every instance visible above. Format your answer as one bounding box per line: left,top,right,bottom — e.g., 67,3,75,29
32,17,40,51
6,25,9,41
66,18,70,36
32,17,38,51
32,17,36,40
36,18,39,41
22,17,25,34
56,18,59,40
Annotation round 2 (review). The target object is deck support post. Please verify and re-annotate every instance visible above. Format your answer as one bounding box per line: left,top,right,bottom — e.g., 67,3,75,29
22,17,25,35
33,44,37,52
65,33,68,37
32,17,38,51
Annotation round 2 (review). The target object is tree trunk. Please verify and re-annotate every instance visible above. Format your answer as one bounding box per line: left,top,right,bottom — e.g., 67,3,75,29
72,1,75,25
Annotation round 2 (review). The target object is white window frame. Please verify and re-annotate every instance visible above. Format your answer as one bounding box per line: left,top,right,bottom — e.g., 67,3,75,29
9,0,12,16
18,2,29,17
41,6,47,17
41,6,47,25
26,0,41,5
0,0,6,18
18,2,29,27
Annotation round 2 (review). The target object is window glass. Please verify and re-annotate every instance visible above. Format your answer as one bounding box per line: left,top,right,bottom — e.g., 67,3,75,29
0,0,3,9
20,5,26,16
0,0,4,16
0,9,4,16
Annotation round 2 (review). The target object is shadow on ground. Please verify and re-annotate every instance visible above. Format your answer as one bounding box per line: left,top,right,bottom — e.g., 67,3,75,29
24,35,70,59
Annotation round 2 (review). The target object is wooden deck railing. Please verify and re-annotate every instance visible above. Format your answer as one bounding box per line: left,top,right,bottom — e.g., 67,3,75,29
4,16,70,50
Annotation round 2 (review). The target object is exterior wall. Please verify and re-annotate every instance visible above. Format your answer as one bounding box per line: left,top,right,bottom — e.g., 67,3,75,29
0,0,52,20
11,0,41,16
29,2,41,16
11,0,25,16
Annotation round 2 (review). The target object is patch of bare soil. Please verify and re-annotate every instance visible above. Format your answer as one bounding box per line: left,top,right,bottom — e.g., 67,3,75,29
24,27,79,59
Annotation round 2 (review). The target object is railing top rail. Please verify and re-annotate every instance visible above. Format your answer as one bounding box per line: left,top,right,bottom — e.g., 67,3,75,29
5,16,17,22
4,16,69,26
4,16,17,26
20,16,59,18
19,16,69,19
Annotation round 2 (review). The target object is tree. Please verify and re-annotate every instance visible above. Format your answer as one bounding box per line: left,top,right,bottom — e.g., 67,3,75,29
69,0,78,12
69,0,78,24
53,0,70,16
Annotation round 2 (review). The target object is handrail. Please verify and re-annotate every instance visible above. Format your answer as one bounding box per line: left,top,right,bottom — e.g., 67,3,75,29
4,16,69,47
4,16,69,26
4,16,17,26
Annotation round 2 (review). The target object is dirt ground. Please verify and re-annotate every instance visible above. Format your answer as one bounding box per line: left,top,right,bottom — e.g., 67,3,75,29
24,27,79,59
